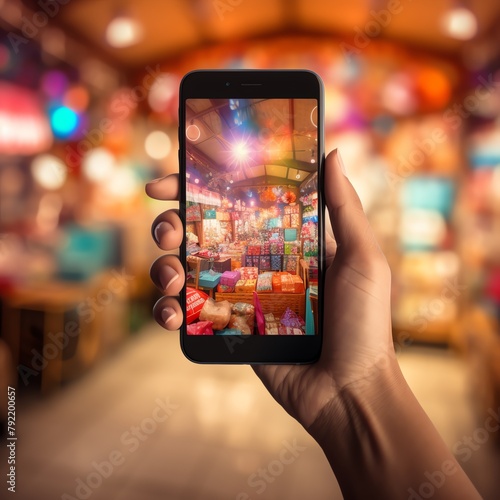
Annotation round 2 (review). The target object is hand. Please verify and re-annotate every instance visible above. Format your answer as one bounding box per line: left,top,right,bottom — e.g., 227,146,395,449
146,150,395,432
146,151,481,499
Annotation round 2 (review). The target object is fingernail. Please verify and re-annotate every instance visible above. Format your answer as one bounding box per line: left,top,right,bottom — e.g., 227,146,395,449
161,306,177,325
154,221,175,245
159,265,179,291
337,150,347,176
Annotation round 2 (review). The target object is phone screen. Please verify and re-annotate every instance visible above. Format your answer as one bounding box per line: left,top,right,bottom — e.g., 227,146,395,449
183,97,320,337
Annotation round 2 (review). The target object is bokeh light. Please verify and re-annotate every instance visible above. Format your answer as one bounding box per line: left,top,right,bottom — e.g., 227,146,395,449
50,106,79,138
31,154,68,190
82,147,116,182
144,130,171,160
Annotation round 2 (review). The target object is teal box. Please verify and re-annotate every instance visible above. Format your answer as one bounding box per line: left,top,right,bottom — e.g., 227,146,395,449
204,209,216,219
284,229,297,241
199,271,221,287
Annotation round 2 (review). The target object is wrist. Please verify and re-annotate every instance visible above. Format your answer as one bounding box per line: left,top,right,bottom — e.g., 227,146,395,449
307,355,407,447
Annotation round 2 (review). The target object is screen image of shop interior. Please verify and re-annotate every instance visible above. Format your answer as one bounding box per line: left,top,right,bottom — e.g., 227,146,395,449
185,98,319,336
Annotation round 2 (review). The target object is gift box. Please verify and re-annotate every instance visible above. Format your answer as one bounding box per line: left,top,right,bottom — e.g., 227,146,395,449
270,255,282,271
256,272,273,292
272,274,282,292
292,275,305,293
198,271,222,287
284,242,300,255
204,209,216,219
283,215,291,228
270,239,284,255
280,273,295,293
283,255,299,273
239,267,259,280
284,229,297,241
217,284,234,293
220,270,241,287
259,255,271,271
247,245,261,255
261,242,270,254
235,279,256,292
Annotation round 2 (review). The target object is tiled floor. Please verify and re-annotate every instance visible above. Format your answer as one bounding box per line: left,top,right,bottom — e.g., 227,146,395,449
3,325,500,500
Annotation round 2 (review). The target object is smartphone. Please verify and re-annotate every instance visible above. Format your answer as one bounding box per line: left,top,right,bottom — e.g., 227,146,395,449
179,70,324,363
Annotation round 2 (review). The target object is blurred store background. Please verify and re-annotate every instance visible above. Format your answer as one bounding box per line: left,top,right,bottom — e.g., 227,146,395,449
1,0,500,499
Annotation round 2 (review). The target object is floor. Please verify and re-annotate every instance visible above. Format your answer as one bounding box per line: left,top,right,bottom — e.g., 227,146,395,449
3,324,500,500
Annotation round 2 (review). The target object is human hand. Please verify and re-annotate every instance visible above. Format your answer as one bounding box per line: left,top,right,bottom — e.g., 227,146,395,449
146,149,395,433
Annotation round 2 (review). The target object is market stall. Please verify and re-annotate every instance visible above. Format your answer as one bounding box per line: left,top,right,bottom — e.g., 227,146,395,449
183,98,319,336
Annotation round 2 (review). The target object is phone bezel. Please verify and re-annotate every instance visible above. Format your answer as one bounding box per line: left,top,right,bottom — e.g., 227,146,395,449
179,70,325,364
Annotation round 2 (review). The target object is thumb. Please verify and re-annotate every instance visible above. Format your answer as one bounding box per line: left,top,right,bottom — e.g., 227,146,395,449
324,149,382,265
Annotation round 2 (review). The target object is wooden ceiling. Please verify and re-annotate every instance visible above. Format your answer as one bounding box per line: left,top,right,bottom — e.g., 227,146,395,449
22,0,500,71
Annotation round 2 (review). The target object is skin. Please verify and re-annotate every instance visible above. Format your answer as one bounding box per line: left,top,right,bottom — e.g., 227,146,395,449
146,149,481,499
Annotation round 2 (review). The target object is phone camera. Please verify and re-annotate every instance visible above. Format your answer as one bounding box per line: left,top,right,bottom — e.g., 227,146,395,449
225,82,230,87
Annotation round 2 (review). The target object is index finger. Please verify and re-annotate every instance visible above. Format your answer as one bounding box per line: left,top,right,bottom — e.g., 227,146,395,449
145,174,179,201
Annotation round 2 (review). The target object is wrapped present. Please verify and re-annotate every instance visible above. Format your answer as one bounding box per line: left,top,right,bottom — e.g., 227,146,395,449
261,242,270,254
272,274,282,292
199,270,222,287
245,279,257,291
217,284,234,293
243,254,253,267
247,245,261,255
280,307,305,329
270,255,282,271
284,242,300,255
291,213,300,227
284,229,297,241
292,275,305,293
256,272,273,292
283,215,291,228
259,255,271,271
240,267,259,280
221,270,241,287
280,273,295,293
283,255,299,273
270,239,284,255
235,279,256,292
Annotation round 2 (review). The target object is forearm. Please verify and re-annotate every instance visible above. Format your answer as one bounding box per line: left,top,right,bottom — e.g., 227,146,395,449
308,360,481,500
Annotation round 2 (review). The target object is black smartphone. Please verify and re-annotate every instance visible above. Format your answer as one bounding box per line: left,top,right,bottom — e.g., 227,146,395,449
179,70,324,363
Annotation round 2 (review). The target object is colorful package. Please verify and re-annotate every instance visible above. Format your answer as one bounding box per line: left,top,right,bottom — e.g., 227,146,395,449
270,255,282,271
256,272,273,292
292,275,305,293
185,287,209,324
221,270,241,287
280,307,305,328
217,284,234,293
272,274,282,292
283,255,299,273
259,255,271,271
239,267,259,280
280,273,295,293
